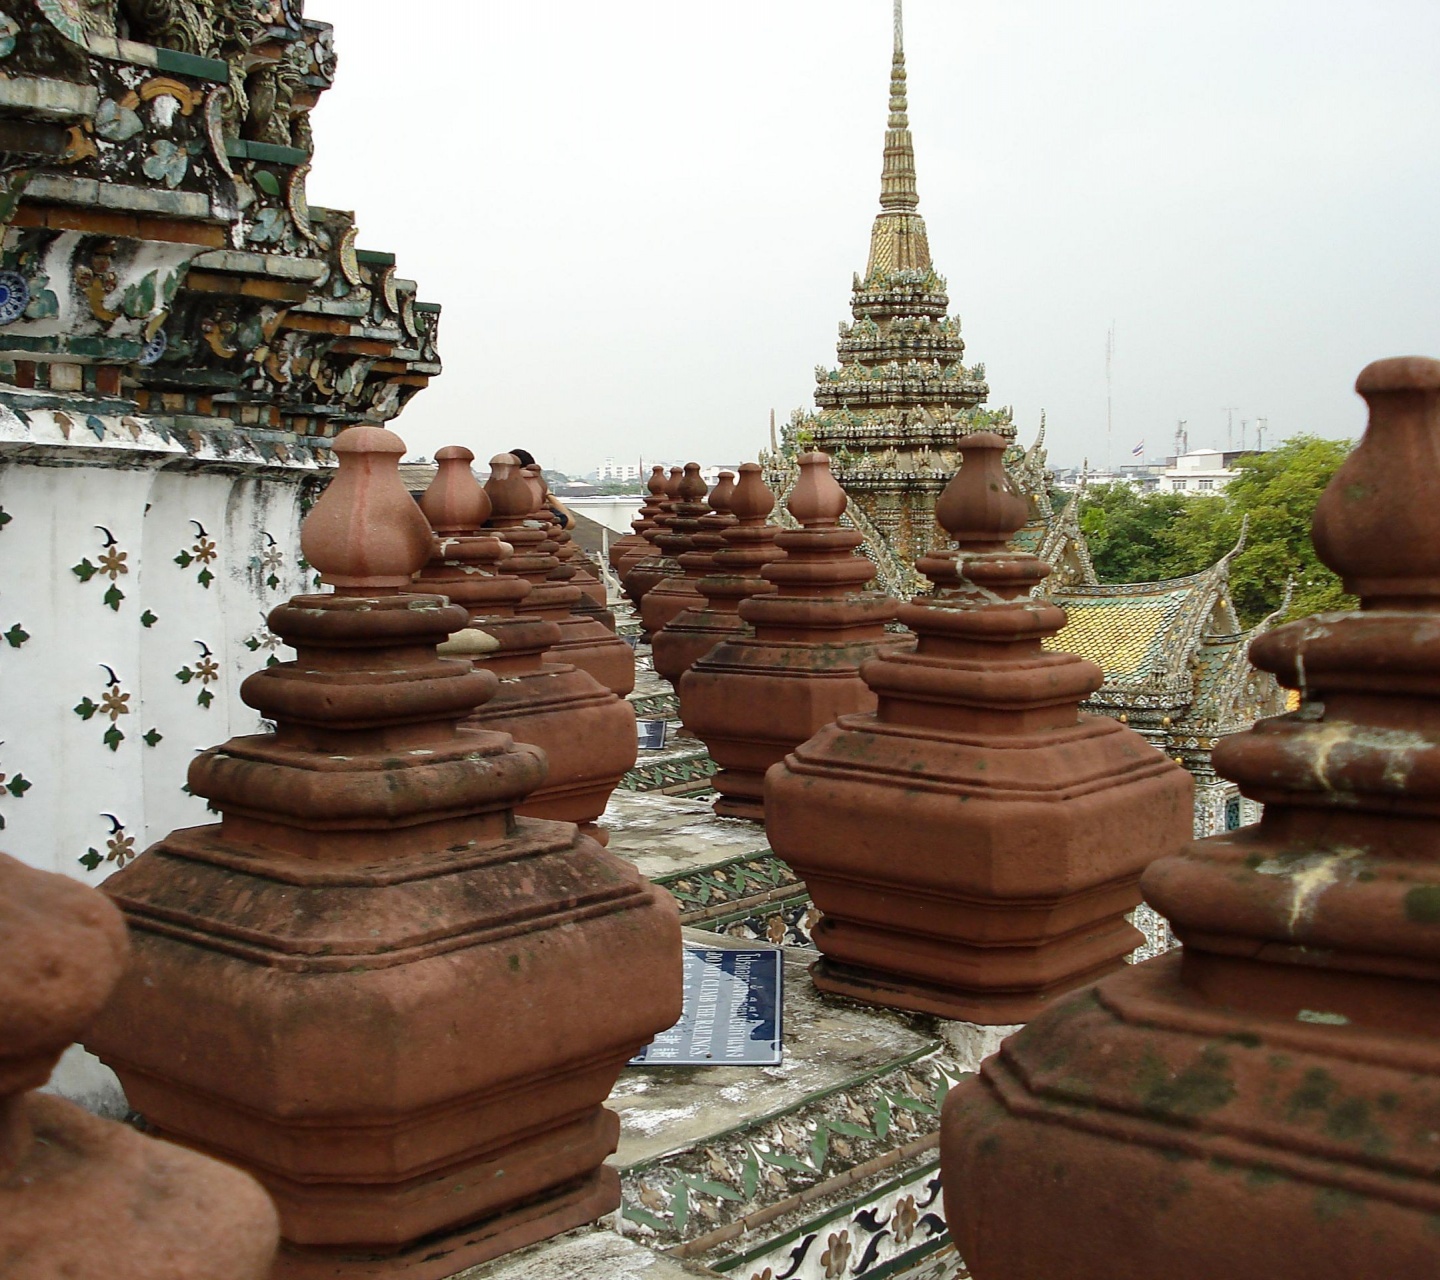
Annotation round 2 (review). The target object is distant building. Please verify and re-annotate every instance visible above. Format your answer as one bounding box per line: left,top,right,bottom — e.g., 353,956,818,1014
596,459,645,483
1159,448,1262,495
592,460,741,490
698,464,744,488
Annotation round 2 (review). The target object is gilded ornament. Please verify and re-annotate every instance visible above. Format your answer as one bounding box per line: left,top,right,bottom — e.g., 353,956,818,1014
286,162,316,242
138,76,203,115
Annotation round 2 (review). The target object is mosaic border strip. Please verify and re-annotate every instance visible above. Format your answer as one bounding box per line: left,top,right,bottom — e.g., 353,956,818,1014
653,850,802,918
620,748,719,793
652,850,817,947
629,690,680,720
620,1048,964,1252
716,1157,959,1280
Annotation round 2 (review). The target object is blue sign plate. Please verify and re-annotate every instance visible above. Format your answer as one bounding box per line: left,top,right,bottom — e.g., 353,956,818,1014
636,718,668,750
631,943,783,1066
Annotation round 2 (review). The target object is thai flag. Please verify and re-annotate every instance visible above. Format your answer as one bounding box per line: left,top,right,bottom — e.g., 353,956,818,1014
1131,440,1144,458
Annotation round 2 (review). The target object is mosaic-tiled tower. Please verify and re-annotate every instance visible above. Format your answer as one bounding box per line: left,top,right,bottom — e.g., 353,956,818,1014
781,0,1013,595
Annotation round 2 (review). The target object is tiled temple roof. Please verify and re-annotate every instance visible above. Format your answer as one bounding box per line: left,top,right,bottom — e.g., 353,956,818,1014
1046,564,1229,692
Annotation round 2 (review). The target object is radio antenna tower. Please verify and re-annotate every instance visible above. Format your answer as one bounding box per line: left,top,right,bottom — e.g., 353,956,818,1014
1221,406,1239,451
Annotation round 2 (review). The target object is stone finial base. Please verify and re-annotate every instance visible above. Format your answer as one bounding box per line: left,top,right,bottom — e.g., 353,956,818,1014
273,1169,619,1279
942,951,1440,1279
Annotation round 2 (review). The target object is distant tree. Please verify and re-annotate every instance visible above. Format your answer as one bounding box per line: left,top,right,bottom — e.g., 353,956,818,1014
1076,436,1356,627
590,479,647,496
1162,435,1356,626
1077,483,1189,584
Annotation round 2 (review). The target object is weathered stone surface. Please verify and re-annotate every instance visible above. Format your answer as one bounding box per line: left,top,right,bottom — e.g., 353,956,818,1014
766,433,1192,1021
488,454,636,697
84,425,681,1278
610,465,669,571
653,464,781,686
421,446,636,846
681,452,908,821
457,1229,722,1279
942,358,1440,1279
0,850,279,1279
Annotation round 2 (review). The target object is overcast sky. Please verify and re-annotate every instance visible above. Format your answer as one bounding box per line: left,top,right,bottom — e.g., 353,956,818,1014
306,1,1440,475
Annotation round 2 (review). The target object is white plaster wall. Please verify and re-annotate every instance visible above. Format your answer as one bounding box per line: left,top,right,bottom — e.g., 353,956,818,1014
0,409,319,881
0,403,324,1113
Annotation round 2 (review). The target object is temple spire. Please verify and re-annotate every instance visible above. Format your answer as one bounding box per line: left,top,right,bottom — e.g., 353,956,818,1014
879,0,918,212
866,0,929,275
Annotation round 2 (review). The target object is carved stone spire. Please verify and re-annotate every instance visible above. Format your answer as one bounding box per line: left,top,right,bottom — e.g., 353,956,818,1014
0,852,279,1277
640,463,711,638
609,465,668,572
621,466,687,608
419,444,492,533
487,455,636,696
654,469,770,685
417,447,638,848
301,425,435,594
646,468,737,655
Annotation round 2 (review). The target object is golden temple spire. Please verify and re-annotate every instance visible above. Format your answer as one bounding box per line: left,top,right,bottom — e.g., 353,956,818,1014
880,0,917,212
866,0,931,276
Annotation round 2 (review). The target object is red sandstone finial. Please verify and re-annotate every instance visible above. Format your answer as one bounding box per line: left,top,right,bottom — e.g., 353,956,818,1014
729,463,776,523
301,425,436,594
1311,356,1440,607
485,453,534,521
421,445,491,535
0,854,127,1102
679,462,708,502
647,466,667,496
709,471,736,514
665,466,684,498
788,452,847,527
935,432,1029,552
3,851,280,1275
